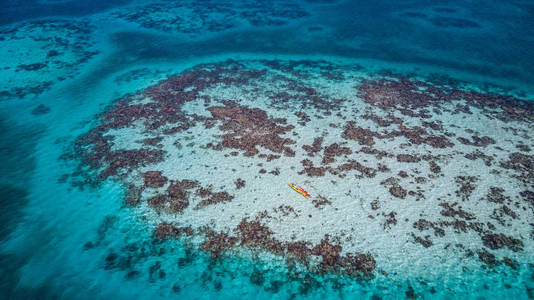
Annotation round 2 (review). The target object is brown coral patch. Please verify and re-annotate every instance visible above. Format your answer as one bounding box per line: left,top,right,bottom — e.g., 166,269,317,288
295,111,311,126
236,218,284,254
311,235,342,268
398,171,409,178
166,182,191,212
99,149,165,180
464,150,494,166
500,152,534,185
477,248,499,267
389,185,407,199
207,104,295,158
413,219,445,237
360,147,392,159
428,161,441,173
138,136,163,146
196,186,212,198
235,178,246,189
299,159,327,177
520,190,534,207
485,187,508,204
199,231,238,259
361,113,399,127
358,78,439,114
396,154,421,163
286,241,312,263
454,176,478,200
174,179,198,190
337,160,377,178
387,125,454,148
358,76,534,122
153,223,193,240
457,135,495,147
312,195,332,208
72,61,270,184
310,236,377,278
341,253,376,279
439,202,475,220
302,137,323,156
411,233,433,248
143,171,168,188
481,234,523,252
322,143,352,164
197,191,234,208
342,122,378,146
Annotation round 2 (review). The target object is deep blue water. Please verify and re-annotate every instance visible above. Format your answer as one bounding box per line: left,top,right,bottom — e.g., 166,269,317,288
1,0,534,299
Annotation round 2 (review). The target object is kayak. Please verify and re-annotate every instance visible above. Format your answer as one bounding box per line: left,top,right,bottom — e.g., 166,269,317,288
288,183,312,198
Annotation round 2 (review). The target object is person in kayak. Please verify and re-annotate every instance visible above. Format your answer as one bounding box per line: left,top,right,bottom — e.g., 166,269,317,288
288,183,311,198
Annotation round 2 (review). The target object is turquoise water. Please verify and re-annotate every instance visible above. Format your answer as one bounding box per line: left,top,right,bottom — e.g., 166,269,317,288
1,1,534,299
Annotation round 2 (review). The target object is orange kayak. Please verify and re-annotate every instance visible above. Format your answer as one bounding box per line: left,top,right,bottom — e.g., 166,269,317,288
289,183,311,198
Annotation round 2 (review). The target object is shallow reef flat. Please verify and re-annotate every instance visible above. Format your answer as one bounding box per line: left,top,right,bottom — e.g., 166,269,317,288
66,58,533,293
0,19,100,100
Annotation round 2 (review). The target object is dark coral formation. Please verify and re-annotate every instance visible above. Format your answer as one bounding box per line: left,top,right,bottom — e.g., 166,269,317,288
454,176,478,201
312,195,332,208
413,219,445,237
302,137,323,156
138,137,163,147
477,248,499,267
457,135,495,147
199,231,238,259
169,219,377,279
389,185,407,199
428,161,441,173
342,120,454,149
411,233,433,248
397,154,421,163
311,236,376,278
147,180,199,213
481,234,523,252
500,152,534,185
322,143,352,164
342,122,377,146
197,191,234,208
235,178,246,189
464,150,494,166
207,105,296,157
358,76,534,122
153,223,193,240
99,149,165,180
143,171,168,188
439,203,475,220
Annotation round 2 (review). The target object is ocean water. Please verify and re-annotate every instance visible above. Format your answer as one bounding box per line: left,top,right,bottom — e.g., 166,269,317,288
1,1,534,299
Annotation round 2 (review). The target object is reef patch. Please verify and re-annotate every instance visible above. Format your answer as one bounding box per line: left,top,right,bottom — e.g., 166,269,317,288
69,58,534,291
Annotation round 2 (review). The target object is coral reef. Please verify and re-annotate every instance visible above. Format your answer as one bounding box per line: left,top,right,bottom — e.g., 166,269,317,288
68,59,534,287
0,20,99,100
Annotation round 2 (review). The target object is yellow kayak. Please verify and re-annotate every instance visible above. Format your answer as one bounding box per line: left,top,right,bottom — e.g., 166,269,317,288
289,183,311,198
